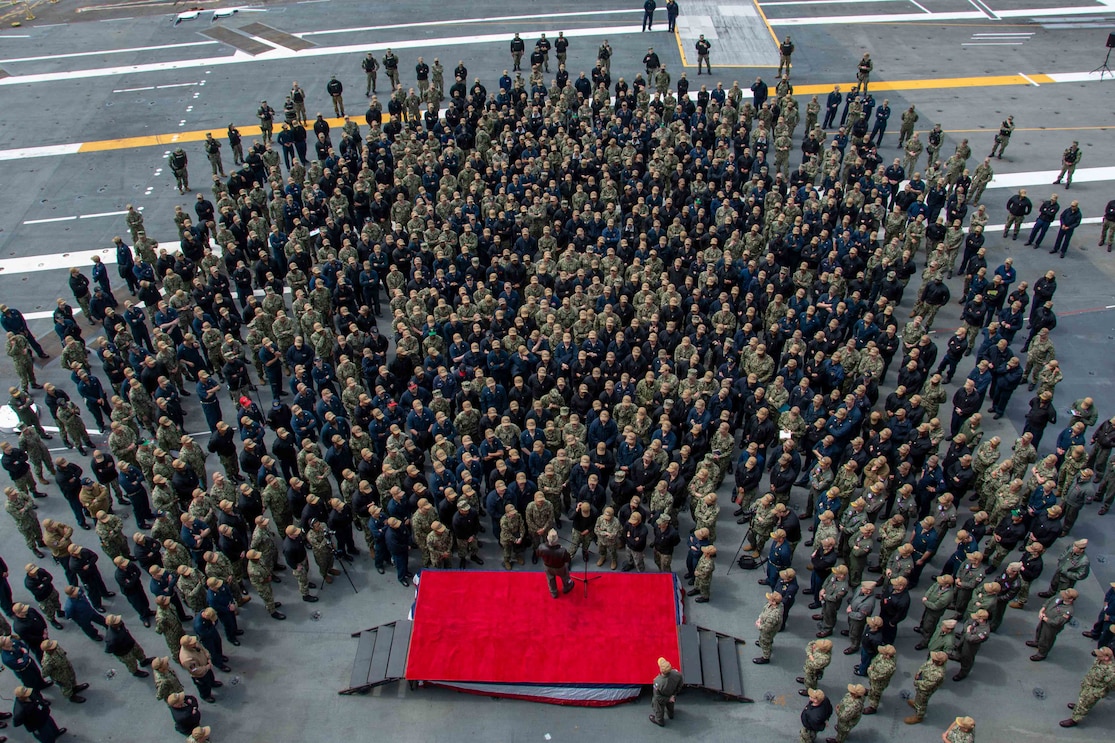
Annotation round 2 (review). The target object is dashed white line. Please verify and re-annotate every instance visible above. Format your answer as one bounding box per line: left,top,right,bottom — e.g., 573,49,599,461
1018,73,1041,86
114,82,199,93
22,209,137,225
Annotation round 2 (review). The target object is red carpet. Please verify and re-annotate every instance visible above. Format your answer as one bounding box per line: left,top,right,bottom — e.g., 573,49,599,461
405,570,682,685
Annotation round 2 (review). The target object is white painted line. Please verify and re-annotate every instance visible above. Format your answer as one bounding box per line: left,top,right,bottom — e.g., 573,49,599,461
23,209,136,225
1018,72,1040,86
768,9,984,23
962,42,1025,45
0,41,217,65
0,241,181,276
112,86,155,93
909,0,930,12
971,33,1033,37
1045,71,1115,82
967,0,1000,19
0,25,645,87
771,4,1115,23
988,165,1115,190
156,82,199,89
0,143,82,161
985,216,1103,232
78,210,128,220
22,216,78,225
0,35,32,39
299,8,644,37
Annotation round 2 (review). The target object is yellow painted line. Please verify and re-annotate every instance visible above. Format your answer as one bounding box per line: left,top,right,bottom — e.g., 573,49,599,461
674,27,689,67
78,122,284,153
39,73,1092,159
782,73,1034,96
752,0,781,45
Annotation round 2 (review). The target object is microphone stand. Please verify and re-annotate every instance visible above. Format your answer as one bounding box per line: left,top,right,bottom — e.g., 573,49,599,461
560,535,602,599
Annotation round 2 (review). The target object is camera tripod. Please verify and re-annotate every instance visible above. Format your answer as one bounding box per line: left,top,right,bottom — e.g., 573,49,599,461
323,528,358,594
1092,47,1113,81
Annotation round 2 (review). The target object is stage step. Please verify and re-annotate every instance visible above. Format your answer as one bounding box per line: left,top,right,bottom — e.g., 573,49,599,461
677,624,752,702
339,620,413,695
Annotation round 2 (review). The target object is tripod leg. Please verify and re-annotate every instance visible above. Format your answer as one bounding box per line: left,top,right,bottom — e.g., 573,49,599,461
726,527,752,577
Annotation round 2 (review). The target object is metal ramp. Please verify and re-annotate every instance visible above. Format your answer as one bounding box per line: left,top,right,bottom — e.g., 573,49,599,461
339,620,413,695
678,624,753,702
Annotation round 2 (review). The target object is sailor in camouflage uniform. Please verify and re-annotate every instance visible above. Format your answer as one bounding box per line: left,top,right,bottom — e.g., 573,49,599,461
40,639,89,703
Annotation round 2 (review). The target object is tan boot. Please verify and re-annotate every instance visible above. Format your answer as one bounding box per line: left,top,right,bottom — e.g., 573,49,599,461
503,560,512,570
904,716,924,725
610,558,618,570
329,568,341,576
516,554,525,565
596,555,606,567
324,575,334,584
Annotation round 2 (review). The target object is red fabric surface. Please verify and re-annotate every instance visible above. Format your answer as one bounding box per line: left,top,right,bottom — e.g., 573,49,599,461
405,570,681,685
